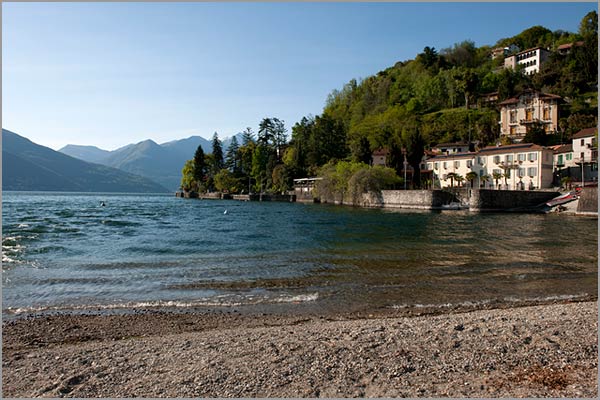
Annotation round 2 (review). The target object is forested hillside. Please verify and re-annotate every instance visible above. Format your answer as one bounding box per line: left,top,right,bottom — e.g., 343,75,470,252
284,11,597,181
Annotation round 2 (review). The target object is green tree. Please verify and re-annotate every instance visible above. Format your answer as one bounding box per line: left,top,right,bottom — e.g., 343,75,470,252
214,168,240,193
193,145,206,184
523,122,548,145
225,136,240,173
465,171,478,188
242,127,255,145
211,132,224,172
492,171,503,189
180,159,196,192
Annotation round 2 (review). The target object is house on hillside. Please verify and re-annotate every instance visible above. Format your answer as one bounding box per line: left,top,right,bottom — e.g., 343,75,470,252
371,148,389,166
426,152,479,188
498,90,561,142
503,47,551,75
491,44,520,60
556,41,584,56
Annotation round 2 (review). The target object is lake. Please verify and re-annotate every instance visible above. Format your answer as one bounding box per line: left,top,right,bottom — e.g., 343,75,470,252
2,192,597,316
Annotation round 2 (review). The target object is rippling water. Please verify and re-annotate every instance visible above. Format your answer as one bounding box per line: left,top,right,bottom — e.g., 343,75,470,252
2,192,597,316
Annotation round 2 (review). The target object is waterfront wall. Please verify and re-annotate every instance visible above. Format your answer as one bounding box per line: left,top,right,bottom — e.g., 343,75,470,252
577,187,598,214
321,190,458,210
469,189,559,212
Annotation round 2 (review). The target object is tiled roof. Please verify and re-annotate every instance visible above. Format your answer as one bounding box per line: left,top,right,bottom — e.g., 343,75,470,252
372,148,389,156
478,143,545,156
498,90,561,106
552,144,573,154
433,142,469,148
426,152,477,161
572,127,597,139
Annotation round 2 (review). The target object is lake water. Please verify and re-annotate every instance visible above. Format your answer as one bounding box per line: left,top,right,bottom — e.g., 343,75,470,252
2,192,597,317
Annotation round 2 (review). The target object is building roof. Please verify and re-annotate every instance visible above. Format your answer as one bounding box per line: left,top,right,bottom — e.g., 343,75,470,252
433,142,469,148
498,90,561,106
426,152,477,161
372,148,389,156
551,144,573,154
572,127,597,139
515,46,549,56
478,143,546,156
557,41,584,50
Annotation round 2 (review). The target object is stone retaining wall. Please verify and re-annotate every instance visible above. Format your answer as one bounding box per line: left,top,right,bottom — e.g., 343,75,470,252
577,187,598,215
469,189,559,212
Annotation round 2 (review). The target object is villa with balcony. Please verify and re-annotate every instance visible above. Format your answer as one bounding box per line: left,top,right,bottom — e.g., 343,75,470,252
498,90,561,142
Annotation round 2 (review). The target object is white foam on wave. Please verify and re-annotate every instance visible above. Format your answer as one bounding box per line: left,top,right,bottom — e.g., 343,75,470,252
4,292,320,315
390,293,591,310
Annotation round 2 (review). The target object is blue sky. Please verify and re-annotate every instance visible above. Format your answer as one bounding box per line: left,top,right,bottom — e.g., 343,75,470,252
2,2,597,151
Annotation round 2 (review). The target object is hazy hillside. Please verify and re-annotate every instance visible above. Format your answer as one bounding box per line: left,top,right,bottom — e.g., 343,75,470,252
160,135,212,157
58,144,111,164
99,139,184,190
2,129,169,193
58,133,244,191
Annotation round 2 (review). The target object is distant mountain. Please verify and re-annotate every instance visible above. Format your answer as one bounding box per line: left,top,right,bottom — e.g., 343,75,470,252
160,135,212,158
58,144,111,164
2,129,169,193
99,139,185,191
58,133,245,191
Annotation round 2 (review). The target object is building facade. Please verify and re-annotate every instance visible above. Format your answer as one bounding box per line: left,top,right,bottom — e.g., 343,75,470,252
504,47,550,75
426,143,554,190
498,90,561,142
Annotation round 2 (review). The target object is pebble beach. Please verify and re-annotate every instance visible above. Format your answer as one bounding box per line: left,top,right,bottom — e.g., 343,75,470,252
2,300,597,398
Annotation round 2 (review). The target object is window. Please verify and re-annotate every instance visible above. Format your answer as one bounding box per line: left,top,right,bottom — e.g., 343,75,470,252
566,153,573,161
509,111,517,124
454,161,460,168
528,153,537,161
443,162,447,169
510,126,517,136
479,170,484,176
518,153,526,162
525,108,533,121
580,152,585,161
493,169,502,175
493,156,501,164
505,154,513,163
543,107,550,121
518,168,526,177
478,157,484,165
581,139,585,146
527,167,537,176
557,155,564,165
434,162,438,170
505,169,511,178
467,160,472,168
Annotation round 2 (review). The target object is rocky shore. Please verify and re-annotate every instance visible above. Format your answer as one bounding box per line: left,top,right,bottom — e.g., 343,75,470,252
2,301,597,398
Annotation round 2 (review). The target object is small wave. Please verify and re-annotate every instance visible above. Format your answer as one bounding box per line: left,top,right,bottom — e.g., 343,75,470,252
17,223,30,228
101,220,142,227
390,293,592,311
4,292,320,315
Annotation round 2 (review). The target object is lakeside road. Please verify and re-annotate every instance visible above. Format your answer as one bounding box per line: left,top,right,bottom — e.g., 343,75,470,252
2,301,597,398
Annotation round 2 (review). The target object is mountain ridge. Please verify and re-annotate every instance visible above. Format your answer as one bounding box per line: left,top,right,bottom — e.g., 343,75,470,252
2,129,169,193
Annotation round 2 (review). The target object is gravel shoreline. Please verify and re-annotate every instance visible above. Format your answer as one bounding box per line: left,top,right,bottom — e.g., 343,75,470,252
2,300,598,398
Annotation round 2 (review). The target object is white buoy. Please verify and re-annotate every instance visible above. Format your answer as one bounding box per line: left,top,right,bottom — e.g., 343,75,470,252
224,210,228,215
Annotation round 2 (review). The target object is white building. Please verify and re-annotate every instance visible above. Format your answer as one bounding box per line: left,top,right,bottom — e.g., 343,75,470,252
504,47,550,75
571,127,597,165
431,142,470,155
552,144,575,169
426,143,555,190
